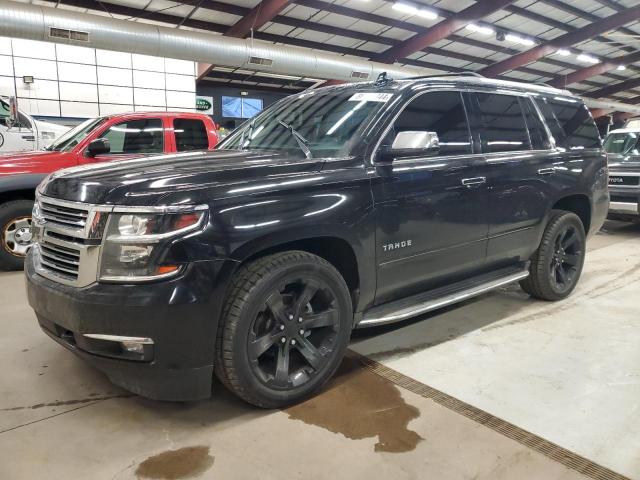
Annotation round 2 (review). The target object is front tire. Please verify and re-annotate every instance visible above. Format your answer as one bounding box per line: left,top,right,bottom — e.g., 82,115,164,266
215,251,353,408
520,210,586,301
0,200,34,271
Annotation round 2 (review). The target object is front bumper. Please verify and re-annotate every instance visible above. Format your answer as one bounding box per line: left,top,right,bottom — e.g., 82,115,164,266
608,187,639,217
26,251,230,401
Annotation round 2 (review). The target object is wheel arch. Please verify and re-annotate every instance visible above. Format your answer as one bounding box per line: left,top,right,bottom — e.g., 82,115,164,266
230,229,364,310
552,194,591,234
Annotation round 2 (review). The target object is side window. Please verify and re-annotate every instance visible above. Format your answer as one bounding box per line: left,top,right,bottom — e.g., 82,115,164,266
536,96,601,150
101,118,164,154
474,93,530,153
521,98,551,150
174,118,209,151
386,90,472,156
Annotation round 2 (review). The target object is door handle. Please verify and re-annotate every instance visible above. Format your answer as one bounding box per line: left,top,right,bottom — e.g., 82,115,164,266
461,177,486,187
538,167,555,175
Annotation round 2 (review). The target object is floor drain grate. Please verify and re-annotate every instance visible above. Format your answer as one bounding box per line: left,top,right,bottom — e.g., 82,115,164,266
353,352,632,480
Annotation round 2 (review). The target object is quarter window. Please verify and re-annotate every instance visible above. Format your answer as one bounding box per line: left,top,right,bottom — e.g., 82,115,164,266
474,93,530,153
174,118,209,151
101,118,164,154
387,91,472,156
536,96,601,150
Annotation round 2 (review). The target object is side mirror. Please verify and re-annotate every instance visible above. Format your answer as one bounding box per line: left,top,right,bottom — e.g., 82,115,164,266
86,138,110,157
378,131,440,162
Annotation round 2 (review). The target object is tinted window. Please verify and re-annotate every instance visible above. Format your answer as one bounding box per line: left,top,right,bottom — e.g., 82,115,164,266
522,98,551,150
102,118,164,154
174,118,209,151
536,96,601,150
474,93,529,153
387,91,471,156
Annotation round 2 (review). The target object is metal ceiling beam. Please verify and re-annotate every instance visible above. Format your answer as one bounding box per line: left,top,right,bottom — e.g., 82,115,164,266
549,51,640,88
588,77,640,100
371,0,516,64
225,0,291,38
199,79,302,95
292,0,628,86
480,5,640,77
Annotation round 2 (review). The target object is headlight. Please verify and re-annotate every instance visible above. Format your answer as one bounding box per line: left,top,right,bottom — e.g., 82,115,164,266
99,207,207,282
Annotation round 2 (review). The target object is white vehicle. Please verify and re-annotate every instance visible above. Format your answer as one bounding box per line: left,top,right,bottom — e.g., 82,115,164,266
0,96,69,153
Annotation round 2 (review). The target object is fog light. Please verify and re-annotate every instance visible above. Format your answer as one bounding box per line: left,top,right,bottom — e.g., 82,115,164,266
121,340,146,354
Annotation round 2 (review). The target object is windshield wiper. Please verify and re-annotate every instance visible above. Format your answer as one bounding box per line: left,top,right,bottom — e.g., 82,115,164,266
277,119,312,159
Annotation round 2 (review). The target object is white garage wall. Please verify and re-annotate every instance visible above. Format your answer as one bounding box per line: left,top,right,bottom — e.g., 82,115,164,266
0,36,197,119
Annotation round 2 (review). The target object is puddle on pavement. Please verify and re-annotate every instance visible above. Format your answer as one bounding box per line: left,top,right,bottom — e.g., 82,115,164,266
135,446,214,480
286,354,423,453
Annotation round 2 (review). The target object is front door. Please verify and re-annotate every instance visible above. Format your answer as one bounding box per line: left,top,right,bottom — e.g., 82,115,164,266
0,100,35,152
81,117,165,163
371,90,489,305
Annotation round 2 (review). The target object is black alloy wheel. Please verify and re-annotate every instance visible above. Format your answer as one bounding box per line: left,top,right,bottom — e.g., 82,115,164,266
215,251,352,408
520,210,586,301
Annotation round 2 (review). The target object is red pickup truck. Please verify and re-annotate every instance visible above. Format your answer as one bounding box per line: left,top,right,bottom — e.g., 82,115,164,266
0,111,218,270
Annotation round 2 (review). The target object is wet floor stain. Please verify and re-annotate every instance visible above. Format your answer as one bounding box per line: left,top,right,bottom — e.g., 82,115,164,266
135,446,214,480
0,393,132,411
285,354,423,453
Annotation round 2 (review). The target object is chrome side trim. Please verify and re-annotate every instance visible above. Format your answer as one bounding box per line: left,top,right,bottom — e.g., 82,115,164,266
83,334,154,344
609,201,639,214
359,269,529,327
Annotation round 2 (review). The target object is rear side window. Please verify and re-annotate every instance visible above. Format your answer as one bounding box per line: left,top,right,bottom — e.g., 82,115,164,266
536,96,601,150
387,90,472,156
473,93,530,153
102,118,164,154
521,98,551,150
174,118,209,151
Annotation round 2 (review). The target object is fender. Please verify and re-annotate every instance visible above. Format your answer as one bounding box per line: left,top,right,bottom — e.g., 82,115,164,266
0,173,47,196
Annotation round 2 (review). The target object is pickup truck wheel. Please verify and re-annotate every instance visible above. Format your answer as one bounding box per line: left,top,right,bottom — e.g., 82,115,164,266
215,251,353,408
0,200,34,271
520,210,586,301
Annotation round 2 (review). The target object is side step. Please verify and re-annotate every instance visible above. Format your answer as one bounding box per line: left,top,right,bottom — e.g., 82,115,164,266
358,264,529,327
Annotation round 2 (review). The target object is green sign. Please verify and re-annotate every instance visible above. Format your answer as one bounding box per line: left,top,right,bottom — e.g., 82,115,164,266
196,97,212,112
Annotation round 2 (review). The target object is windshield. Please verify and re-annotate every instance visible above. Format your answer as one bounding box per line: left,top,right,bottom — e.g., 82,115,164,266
219,90,391,158
46,117,106,152
603,132,640,156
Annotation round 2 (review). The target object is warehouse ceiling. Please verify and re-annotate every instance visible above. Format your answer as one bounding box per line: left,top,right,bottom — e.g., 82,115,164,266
15,0,640,120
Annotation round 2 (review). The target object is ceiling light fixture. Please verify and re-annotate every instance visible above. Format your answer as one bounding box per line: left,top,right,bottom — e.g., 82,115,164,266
576,53,599,64
555,49,571,56
466,23,495,35
392,2,438,19
505,33,535,46
617,65,626,71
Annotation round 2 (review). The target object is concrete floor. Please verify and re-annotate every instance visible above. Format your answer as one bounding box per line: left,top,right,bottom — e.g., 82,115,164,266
1,221,638,480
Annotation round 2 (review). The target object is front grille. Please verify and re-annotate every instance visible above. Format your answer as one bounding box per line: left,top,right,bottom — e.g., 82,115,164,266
609,174,640,187
40,241,80,280
40,200,89,229
32,195,107,287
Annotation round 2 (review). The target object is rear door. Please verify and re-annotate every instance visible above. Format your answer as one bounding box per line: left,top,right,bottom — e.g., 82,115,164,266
172,117,211,152
467,91,557,266
371,89,489,304
81,117,165,163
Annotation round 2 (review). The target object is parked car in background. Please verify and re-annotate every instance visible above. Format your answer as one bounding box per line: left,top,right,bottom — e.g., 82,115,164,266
0,111,218,269
25,75,608,407
0,96,69,153
603,128,640,223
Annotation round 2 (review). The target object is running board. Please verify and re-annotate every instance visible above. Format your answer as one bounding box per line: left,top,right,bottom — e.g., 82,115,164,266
358,265,529,327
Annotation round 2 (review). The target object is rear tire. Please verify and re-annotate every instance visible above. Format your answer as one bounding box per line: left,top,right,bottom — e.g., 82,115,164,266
520,210,586,301
215,251,353,408
0,200,34,271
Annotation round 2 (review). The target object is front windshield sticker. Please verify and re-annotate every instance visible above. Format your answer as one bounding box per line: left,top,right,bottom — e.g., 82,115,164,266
348,92,393,103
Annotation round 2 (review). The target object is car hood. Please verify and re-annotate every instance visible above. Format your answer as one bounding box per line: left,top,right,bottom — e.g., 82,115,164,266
0,150,69,176
38,149,329,205
608,153,640,171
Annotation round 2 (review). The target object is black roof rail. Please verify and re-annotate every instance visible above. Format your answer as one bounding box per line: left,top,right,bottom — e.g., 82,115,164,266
404,72,485,80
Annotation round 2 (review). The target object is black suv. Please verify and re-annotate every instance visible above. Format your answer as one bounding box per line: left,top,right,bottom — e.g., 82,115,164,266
25,75,609,407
